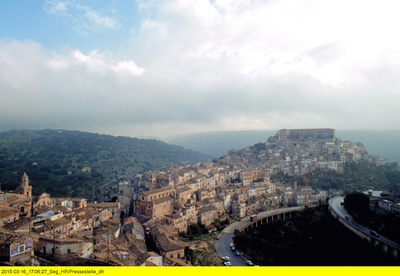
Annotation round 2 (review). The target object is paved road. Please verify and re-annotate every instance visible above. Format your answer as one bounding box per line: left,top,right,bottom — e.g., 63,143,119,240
215,207,304,266
215,218,248,266
330,196,400,249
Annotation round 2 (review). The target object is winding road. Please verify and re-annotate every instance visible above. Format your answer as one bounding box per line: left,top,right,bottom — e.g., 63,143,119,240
329,196,400,249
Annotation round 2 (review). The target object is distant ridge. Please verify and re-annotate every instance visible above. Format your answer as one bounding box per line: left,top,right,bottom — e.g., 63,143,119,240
165,130,277,158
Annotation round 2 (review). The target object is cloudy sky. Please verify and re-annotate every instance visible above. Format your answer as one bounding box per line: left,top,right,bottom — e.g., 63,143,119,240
1,0,399,138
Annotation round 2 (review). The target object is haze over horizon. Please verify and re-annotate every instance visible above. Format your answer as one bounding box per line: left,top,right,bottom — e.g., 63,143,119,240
1,1,400,138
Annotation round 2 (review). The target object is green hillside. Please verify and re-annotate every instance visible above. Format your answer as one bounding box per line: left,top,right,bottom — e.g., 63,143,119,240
0,129,212,200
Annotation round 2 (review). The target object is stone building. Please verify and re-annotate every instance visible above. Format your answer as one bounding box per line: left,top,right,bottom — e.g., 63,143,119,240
182,204,198,225
38,237,93,260
118,181,133,198
0,229,33,265
137,187,175,202
0,173,33,221
151,225,185,261
239,170,259,185
165,214,187,233
278,128,335,142
176,186,192,205
135,187,176,222
32,193,51,215
0,209,19,226
87,202,120,218
198,206,218,227
197,188,216,201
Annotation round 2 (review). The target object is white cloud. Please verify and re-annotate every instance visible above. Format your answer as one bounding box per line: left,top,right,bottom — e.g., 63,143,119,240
131,0,400,87
112,60,145,76
2,1,400,137
76,4,117,30
45,48,145,77
44,0,117,34
44,0,70,15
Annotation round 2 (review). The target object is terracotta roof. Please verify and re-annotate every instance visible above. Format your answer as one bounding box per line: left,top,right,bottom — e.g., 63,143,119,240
153,196,174,205
7,193,30,203
198,206,218,214
144,260,157,266
135,252,151,266
165,213,182,220
0,209,19,219
2,217,30,231
123,217,132,224
91,252,125,266
0,204,17,211
148,251,159,257
78,208,101,220
156,232,183,252
142,187,174,196
176,187,191,193
46,216,72,229
0,228,23,245
69,198,86,202
87,202,119,208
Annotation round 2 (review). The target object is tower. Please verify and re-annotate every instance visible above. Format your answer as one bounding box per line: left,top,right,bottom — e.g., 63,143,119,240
17,172,32,198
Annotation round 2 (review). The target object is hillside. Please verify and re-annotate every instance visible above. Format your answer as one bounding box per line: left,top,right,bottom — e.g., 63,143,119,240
165,129,400,163
0,129,212,199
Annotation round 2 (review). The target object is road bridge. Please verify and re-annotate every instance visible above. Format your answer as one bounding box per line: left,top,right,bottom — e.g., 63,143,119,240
329,196,400,260
237,206,305,233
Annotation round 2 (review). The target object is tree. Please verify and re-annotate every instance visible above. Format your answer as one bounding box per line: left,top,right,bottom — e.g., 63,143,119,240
343,192,370,217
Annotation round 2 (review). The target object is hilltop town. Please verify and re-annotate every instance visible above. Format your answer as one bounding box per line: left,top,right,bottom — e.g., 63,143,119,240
0,128,395,266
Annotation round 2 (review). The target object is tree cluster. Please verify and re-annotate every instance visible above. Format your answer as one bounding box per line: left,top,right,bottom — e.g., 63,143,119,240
0,129,212,199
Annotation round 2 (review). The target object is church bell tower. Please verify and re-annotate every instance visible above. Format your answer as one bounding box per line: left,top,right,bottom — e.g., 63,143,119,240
17,172,32,199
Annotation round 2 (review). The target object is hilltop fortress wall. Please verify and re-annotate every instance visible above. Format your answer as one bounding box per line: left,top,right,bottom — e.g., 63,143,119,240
278,128,335,142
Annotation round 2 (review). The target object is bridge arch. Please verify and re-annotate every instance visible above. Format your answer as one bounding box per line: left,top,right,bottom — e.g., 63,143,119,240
239,206,304,233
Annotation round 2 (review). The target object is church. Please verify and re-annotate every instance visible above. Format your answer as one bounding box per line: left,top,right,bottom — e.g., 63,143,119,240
0,172,33,225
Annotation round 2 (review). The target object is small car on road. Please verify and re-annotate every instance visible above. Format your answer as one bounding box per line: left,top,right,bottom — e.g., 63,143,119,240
370,230,379,237
234,251,240,256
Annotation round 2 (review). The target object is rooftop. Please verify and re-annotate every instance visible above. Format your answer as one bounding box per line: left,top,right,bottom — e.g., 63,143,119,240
0,228,24,245
141,186,175,196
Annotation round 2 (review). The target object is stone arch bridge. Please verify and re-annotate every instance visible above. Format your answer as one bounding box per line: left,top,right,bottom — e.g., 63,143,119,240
237,206,305,233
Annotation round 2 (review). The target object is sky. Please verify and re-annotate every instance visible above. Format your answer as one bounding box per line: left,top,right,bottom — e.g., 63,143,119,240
1,0,400,139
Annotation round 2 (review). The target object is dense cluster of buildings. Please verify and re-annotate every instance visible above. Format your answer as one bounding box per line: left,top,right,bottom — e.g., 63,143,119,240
130,128,387,231
0,128,392,266
0,173,153,266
